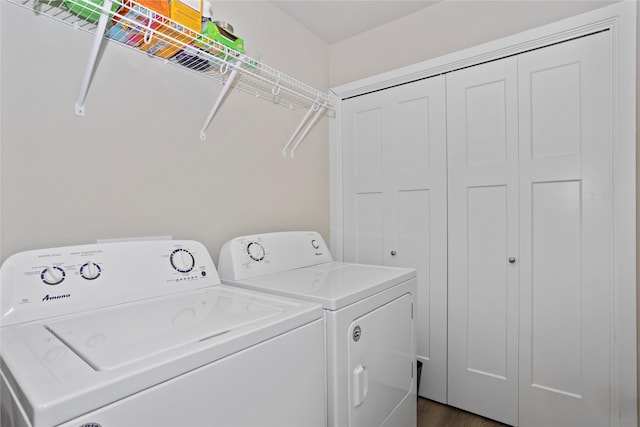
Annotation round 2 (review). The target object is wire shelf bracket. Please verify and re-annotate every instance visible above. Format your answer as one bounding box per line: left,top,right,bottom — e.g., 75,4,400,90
282,101,327,158
74,0,113,116
200,59,241,140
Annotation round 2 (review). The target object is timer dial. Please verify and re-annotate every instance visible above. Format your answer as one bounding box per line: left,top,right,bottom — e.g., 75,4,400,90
247,242,265,261
41,266,65,285
80,261,101,280
171,249,195,273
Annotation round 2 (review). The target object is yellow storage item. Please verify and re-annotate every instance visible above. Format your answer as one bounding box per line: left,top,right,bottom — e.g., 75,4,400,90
170,0,201,33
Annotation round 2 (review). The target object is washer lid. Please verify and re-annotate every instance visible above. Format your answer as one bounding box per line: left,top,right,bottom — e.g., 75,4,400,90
1,286,322,427
223,262,416,310
45,288,282,371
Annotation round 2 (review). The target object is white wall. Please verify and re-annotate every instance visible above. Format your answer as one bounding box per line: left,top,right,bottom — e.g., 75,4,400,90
0,1,330,263
330,0,618,87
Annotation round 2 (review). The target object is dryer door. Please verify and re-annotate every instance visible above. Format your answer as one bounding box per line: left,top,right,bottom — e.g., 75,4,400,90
348,293,414,427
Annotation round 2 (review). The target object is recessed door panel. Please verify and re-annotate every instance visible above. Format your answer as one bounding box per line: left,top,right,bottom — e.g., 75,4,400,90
354,107,384,177
354,192,383,265
394,96,430,171
531,180,582,396
466,80,508,166
530,63,581,158
467,185,508,379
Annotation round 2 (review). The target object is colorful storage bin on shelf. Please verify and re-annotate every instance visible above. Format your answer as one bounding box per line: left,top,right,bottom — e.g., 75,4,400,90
136,0,201,32
202,21,244,54
175,16,248,72
106,4,162,47
106,3,197,59
177,22,244,70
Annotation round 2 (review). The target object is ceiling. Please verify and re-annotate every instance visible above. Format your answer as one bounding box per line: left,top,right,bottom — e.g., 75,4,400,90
270,1,440,44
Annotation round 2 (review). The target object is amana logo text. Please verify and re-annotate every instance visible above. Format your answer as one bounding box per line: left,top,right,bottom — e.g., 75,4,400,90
42,293,70,302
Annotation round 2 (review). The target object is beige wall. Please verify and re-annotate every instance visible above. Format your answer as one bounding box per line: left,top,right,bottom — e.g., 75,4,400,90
0,1,330,263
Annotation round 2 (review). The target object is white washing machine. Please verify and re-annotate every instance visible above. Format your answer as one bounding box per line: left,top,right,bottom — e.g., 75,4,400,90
0,239,326,427
218,231,417,427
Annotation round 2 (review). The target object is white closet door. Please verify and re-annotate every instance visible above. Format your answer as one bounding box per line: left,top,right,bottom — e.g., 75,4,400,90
343,90,388,266
387,78,448,403
517,31,612,427
342,77,448,402
447,57,519,426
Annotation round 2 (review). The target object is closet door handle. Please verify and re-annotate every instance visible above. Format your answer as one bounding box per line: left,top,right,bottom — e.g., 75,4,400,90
390,250,397,256
508,257,516,264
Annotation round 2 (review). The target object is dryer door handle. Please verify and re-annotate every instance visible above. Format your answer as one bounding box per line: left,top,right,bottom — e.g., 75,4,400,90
352,365,368,407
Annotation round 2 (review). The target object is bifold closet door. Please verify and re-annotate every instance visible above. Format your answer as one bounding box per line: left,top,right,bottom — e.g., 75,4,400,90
448,31,613,427
343,89,388,267
517,31,612,427
342,77,448,403
446,57,519,426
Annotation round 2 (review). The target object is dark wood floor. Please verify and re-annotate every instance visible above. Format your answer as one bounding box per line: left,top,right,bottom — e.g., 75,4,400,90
418,398,509,427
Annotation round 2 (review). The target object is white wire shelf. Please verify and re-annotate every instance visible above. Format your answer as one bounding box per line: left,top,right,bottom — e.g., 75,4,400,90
8,0,332,156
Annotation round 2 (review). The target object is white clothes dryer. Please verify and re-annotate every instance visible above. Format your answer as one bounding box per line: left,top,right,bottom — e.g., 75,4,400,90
0,239,326,427
218,231,417,427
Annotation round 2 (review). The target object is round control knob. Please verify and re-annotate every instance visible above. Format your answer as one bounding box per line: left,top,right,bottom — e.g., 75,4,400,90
247,242,265,262
171,249,195,273
311,239,320,249
80,261,101,280
41,266,65,285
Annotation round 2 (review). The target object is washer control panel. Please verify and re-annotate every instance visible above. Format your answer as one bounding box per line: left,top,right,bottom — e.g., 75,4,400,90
218,231,333,281
0,240,219,326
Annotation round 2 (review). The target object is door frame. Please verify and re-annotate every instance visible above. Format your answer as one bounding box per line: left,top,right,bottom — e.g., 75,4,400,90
329,2,636,425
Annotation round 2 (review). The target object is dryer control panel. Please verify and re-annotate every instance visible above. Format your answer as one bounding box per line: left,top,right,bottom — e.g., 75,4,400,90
0,240,219,326
218,231,333,281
